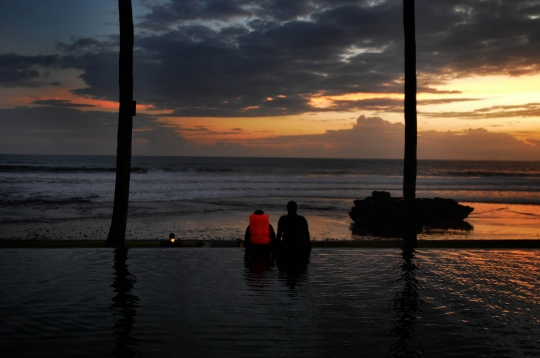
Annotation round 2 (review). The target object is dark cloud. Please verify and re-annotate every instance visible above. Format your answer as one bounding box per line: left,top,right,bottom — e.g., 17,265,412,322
134,126,191,156
0,53,60,87
177,125,249,135
314,97,480,113
179,126,210,132
245,115,404,157
415,1,540,78
419,98,479,106
3,0,540,117
321,97,403,113
0,105,117,154
417,128,540,160
57,37,103,53
256,0,315,21
0,103,161,155
2,106,538,159
70,51,120,101
423,102,540,119
230,115,540,160
32,99,96,108
139,0,252,30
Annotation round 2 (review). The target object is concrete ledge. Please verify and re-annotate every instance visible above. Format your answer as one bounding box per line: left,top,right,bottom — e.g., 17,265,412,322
313,239,540,248
159,240,241,247
0,239,539,249
211,240,242,247
418,239,540,248
159,240,204,247
0,240,160,248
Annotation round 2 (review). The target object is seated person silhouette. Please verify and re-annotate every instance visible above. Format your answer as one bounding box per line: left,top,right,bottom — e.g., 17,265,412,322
244,210,276,261
276,201,312,262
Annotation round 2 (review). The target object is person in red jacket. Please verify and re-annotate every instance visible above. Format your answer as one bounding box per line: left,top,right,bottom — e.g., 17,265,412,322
244,210,276,261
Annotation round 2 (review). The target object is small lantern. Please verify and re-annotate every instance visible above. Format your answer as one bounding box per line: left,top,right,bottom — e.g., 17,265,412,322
169,233,176,243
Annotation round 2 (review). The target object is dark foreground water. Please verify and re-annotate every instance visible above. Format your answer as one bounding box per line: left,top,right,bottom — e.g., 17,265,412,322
0,249,538,358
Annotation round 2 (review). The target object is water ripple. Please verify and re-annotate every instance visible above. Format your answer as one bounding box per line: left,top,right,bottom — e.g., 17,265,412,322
0,248,538,357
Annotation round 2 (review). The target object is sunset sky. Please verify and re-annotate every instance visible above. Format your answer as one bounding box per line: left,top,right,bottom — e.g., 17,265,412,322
1,0,540,159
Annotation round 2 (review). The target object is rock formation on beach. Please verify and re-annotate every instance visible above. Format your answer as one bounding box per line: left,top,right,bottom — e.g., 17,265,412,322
349,191,474,237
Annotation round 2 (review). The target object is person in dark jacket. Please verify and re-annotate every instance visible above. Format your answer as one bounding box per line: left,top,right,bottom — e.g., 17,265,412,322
244,210,276,261
276,201,311,262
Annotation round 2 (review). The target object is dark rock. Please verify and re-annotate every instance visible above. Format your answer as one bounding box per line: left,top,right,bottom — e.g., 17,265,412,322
372,191,391,199
349,191,474,237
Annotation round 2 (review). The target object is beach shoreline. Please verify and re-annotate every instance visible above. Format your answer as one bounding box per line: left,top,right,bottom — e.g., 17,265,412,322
2,156,539,243
1,198,539,242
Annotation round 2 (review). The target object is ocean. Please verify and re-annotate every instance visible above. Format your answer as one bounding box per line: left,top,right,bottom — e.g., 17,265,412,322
1,154,540,241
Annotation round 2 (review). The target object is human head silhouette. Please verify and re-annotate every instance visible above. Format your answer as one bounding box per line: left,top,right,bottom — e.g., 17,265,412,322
287,201,297,214
254,210,264,215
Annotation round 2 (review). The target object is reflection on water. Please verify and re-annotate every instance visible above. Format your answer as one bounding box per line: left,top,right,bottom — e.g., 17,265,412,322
111,248,139,357
244,253,311,291
351,221,474,239
276,255,310,290
391,250,423,358
244,256,273,291
423,220,474,232
0,249,539,357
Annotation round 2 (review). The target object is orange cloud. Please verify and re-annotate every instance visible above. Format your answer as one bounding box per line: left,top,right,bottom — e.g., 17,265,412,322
174,115,540,160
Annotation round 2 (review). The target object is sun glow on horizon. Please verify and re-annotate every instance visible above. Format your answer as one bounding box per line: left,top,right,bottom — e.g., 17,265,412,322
140,71,540,147
3,69,540,150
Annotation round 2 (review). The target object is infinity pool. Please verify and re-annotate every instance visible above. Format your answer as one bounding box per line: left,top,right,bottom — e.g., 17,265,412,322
0,248,538,357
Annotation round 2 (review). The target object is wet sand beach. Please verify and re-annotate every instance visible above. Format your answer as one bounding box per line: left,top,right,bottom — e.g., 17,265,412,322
1,198,539,243
2,156,539,245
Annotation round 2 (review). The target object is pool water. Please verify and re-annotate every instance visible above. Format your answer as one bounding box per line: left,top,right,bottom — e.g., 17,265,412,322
0,248,538,357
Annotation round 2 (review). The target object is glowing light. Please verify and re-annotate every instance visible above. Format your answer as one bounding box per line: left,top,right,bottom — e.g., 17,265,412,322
308,92,402,109
309,97,335,108
435,74,540,95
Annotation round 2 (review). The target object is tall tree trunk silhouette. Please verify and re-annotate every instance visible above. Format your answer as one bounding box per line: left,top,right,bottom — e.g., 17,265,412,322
106,0,134,248
403,0,418,249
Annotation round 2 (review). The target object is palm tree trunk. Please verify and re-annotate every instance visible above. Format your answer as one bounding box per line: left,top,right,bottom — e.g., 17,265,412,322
403,0,418,249
106,0,134,248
